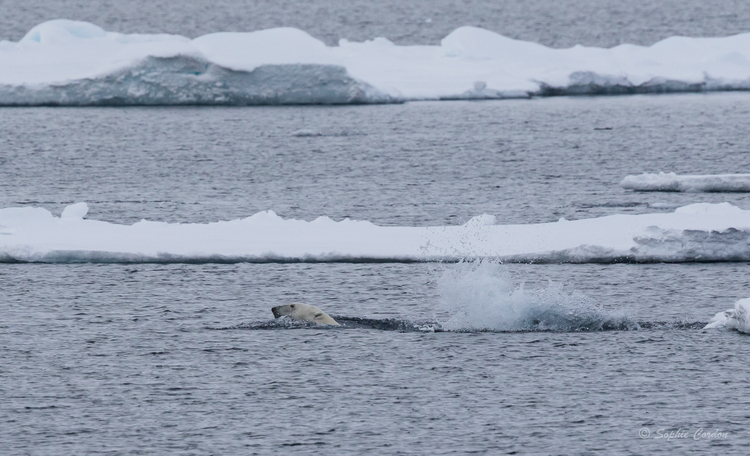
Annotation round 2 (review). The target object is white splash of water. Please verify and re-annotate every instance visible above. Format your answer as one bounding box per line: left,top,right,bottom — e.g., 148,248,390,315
437,261,628,332
705,298,750,334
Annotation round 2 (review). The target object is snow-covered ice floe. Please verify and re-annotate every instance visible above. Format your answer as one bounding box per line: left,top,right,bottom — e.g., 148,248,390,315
622,172,750,192
705,298,750,334
3,202,750,263
4,20,750,105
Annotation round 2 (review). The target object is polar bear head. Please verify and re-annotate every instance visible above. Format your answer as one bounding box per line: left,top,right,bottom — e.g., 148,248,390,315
271,303,340,326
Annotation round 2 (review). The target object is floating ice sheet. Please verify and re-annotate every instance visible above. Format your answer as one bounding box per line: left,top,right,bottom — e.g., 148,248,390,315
622,172,750,192
3,20,750,105
2,202,750,263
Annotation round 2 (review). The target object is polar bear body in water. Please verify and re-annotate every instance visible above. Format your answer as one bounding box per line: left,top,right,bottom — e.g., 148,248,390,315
271,303,340,326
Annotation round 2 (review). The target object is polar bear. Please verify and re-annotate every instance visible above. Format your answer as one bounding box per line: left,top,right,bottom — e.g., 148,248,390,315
271,303,340,326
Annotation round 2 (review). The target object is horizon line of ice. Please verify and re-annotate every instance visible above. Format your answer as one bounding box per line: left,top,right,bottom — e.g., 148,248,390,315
3,202,750,263
622,172,750,192
3,20,750,105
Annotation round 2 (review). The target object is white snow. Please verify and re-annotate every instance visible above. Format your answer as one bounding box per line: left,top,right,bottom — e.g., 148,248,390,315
60,202,89,220
622,172,750,192
3,20,750,105
705,298,750,333
2,202,750,263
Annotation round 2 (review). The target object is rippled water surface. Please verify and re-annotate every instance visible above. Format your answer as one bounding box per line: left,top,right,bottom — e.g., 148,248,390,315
2,262,749,454
4,1,750,452
2,94,750,454
3,94,750,226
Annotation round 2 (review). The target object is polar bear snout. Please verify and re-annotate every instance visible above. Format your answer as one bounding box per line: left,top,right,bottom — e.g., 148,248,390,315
271,304,293,319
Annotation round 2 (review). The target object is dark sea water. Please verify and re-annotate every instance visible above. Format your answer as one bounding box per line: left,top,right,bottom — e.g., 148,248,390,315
3,94,750,227
3,260,749,455
3,1,750,454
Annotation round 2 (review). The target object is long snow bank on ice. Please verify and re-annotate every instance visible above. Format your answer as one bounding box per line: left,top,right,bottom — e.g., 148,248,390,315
3,202,750,263
622,172,750,192
3,20,750,105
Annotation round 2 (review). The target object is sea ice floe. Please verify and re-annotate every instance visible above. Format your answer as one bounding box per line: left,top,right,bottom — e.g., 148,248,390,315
622,172,750,192
3,20,750,105
2,202,750,263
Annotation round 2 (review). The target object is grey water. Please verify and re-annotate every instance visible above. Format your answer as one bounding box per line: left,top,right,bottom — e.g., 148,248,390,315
1,261,748,455
3,94,750,455
3,94,750,226
4,0,750,453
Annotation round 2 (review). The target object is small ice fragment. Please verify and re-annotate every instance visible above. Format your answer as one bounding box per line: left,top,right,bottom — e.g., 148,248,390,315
463,214,497,227
61,202,89,220
622,172,750,192
291,129,322,137
704,310,730,329
704,298,750,333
